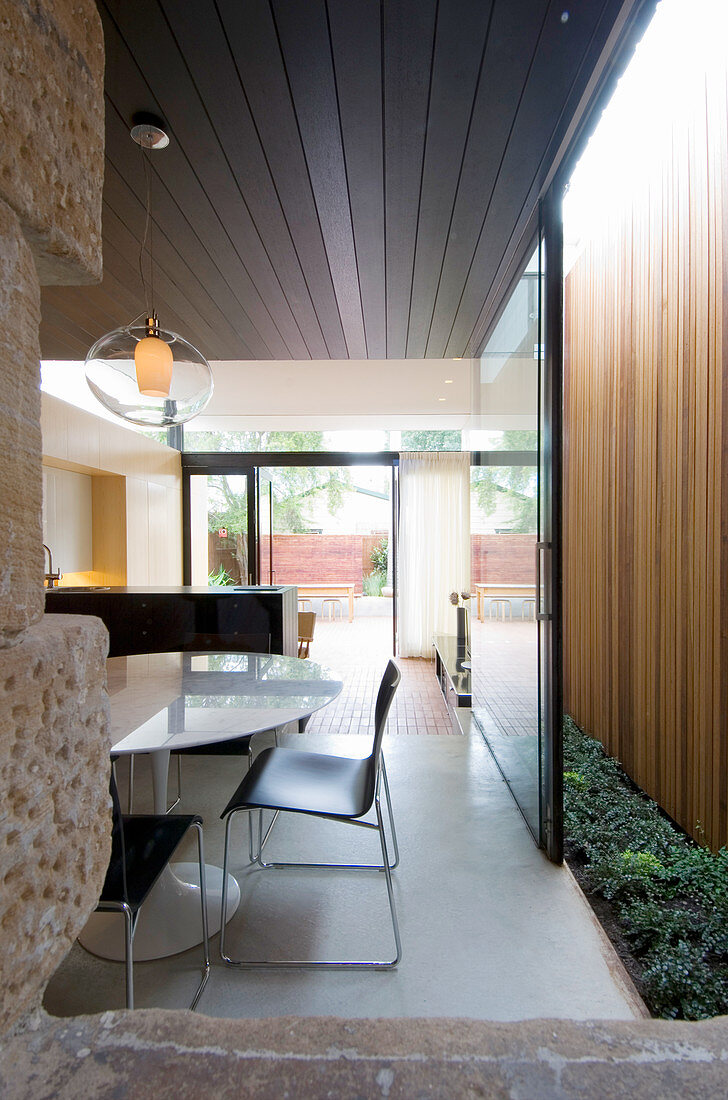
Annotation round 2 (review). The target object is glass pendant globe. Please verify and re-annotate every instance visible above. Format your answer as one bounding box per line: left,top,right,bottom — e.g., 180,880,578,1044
85,322,213,426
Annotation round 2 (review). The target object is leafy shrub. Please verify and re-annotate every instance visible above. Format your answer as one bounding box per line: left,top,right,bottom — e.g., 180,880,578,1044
564,716,728,1020
208,564,234,586
362,571,384,597
370,538,388,575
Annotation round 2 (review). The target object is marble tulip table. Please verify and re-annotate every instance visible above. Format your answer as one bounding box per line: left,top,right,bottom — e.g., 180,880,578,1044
79,651,343,962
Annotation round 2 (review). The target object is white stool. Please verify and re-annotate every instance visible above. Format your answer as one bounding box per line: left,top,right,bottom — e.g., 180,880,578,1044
489,598,512,621
298,598,313,613
321,597,343,621
521,597,537,621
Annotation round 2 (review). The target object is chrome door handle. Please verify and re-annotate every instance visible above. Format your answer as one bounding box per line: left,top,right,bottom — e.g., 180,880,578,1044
535,541,551,621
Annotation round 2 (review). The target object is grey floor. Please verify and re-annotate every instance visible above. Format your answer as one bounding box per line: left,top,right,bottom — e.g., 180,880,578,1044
44,730,643,1022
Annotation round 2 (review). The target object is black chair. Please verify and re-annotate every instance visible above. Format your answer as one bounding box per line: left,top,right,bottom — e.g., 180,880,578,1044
95,772,210,1010
219,660,402,969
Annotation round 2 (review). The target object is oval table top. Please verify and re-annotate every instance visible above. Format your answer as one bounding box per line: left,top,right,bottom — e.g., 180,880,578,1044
108,651,343,755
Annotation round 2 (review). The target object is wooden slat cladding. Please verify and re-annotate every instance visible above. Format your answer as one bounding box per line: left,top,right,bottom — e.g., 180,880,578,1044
563,63,728,850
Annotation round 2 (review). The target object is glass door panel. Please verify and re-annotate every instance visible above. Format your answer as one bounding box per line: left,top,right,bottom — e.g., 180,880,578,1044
257,470,273,584
471,231,561,859
188,470,254,586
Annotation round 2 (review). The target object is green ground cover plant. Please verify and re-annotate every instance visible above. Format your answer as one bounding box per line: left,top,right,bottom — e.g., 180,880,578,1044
563,716,728,1019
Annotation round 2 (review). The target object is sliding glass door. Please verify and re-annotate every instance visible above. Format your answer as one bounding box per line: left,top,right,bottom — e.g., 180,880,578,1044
471,208,562,862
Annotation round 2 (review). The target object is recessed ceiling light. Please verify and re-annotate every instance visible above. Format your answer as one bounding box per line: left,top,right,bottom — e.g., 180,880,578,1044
444,379,453,384
438,396,446,402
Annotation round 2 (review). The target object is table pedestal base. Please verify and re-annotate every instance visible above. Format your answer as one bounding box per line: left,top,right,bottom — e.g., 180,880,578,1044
79,863,240,961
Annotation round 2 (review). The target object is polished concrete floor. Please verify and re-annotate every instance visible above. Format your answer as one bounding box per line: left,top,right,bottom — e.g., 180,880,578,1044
44,728,644,1022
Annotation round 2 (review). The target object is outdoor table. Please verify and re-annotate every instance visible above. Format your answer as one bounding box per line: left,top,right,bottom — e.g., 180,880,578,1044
79,651,343,962
474,583,536,622
296,583,356,622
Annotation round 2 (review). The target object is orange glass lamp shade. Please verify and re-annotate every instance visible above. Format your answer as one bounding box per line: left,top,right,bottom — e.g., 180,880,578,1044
135,333,173,397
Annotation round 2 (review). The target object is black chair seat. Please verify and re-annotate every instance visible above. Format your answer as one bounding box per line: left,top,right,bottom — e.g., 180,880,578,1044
222,747,374,820
100,813,200,914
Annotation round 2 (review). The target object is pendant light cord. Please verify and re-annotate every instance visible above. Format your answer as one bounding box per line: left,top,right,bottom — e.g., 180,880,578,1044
138,145,154,319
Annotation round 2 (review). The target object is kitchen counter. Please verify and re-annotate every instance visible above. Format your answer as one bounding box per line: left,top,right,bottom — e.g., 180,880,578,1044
45,585,298,658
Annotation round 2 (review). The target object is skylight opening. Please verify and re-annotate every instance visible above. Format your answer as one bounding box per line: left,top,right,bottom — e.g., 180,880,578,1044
564,0,728,272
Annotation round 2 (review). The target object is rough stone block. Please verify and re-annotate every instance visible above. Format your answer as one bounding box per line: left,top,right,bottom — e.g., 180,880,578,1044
0,200,44,646
0,0,104,285
0,614,111,1034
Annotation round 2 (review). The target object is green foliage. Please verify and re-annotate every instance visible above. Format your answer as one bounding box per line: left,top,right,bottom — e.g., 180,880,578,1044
564,716,728,1020
471,430,538,532
399,429,462,451
208,564,234,586
185,429,329,453
199,430,353,537
362,572,384,596
370,537,388,575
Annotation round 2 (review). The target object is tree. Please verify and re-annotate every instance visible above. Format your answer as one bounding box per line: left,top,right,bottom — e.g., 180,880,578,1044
398,429,462,451
200,430,352,582
471,430,538,532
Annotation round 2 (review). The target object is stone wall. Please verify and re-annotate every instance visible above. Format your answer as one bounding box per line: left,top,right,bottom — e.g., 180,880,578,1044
0,0,109,1035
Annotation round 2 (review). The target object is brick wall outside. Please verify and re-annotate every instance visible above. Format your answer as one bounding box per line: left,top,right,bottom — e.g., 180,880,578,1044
208,532,534,589
471,533,536,584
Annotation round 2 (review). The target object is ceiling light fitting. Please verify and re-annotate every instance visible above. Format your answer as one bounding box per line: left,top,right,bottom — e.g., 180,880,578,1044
85,118,213,428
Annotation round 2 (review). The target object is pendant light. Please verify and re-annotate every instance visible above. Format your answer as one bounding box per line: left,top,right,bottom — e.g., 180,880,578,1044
85,117,213,427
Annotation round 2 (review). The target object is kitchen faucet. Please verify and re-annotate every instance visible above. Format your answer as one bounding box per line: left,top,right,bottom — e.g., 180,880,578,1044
43,544,62,587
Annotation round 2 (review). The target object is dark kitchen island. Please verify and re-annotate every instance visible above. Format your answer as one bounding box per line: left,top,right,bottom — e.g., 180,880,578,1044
44,585,298,658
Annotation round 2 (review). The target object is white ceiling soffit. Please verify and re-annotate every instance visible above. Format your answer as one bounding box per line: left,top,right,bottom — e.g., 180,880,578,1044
204,358,472,424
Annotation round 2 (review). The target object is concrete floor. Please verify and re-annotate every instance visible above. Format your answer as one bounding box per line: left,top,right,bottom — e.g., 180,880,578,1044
44,728,644,1022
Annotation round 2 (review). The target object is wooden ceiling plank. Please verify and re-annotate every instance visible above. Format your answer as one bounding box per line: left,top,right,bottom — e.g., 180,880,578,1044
40,317,93,361
446,0,613,355
42,284,125,350
101,0,301,358
101,230,236,361
424,0,550,357
382,0,439,358
328,0,386,359
104,103,291,359
157,0,329,359
405,0,495,358
102,161,263,359
217,0,348,358
272,0,367,358
105,97,285,359
40,300,101,357
41,253,159,360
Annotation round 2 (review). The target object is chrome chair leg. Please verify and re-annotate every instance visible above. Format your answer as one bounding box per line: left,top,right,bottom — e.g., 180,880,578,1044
219,806,400,969
95,899,135,1009
123,905,135,1010
375,792,402,966
96,827,210,1011
128,755,135,813
165,754,183,813
189,820,210,1011
380,755,399,870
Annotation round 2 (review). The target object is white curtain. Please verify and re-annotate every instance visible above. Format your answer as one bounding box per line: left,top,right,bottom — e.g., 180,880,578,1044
397,451,470,657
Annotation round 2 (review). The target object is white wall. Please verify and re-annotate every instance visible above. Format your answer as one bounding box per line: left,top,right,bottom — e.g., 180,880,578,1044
42,467,93,574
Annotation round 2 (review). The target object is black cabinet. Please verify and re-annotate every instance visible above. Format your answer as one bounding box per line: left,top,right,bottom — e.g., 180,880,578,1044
45,586,298,658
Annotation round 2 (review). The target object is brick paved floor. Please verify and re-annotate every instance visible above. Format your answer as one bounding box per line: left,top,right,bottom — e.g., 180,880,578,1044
304,611,538,739
471,618,539,737
305,613,457,736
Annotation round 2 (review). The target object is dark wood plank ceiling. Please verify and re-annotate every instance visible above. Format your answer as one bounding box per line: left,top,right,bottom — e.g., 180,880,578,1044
40,0,633,362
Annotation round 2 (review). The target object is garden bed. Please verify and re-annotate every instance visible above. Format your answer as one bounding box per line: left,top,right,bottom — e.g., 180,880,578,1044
563,716,728,1020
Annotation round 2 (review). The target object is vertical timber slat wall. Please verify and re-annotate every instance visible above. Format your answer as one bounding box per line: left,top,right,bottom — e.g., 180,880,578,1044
564,62,728,850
